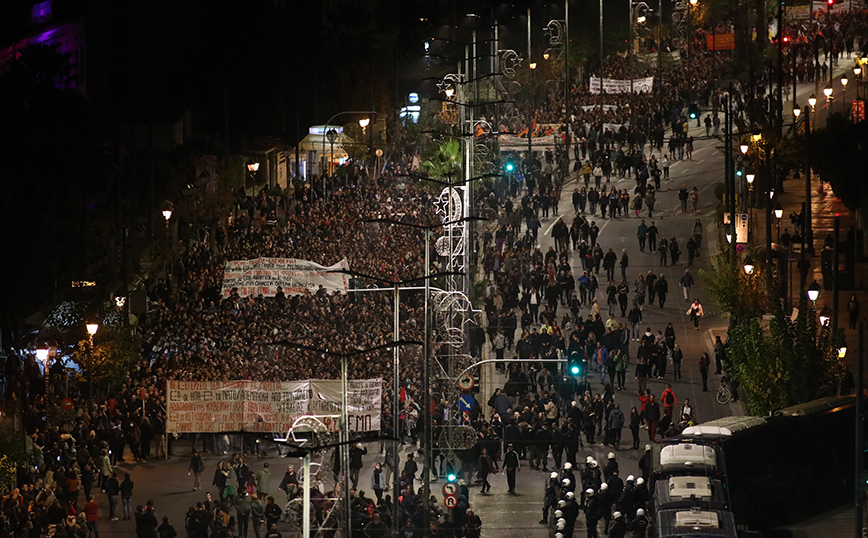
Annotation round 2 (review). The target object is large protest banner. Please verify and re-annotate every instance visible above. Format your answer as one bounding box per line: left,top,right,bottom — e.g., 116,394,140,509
589,76,654,94
706,33,735,50
166,379,382,433
221,257,350,298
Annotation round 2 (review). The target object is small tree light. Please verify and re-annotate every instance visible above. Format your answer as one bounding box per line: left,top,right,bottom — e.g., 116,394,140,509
807,280,821,302
743,257,755,275
819,306,832,326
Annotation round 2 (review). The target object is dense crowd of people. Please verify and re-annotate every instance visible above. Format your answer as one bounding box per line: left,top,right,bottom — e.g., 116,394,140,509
5,8,863,537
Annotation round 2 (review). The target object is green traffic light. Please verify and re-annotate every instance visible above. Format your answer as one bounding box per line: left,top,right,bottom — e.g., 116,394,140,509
448,473,457,482
506,163,515,171
570,365,580,375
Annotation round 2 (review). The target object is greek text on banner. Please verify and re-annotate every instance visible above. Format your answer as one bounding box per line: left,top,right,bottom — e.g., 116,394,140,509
166,379,382,434
221,257,350,298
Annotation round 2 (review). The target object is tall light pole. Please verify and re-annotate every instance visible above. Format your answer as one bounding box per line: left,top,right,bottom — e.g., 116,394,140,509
86,321,99,403
855,319,865,538
841,74,849,118
36,345,50,399
824,84,834,119
320,111,377,198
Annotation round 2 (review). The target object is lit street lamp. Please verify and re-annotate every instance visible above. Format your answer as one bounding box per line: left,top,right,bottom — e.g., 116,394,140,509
819,305,832,326
326,128,337,179
246,161,259,187
774,202,783,243
807,280,821,305
739,142,749,154
824,84,833,118
841,74,849,117
743,256,755,275
36,345,50,398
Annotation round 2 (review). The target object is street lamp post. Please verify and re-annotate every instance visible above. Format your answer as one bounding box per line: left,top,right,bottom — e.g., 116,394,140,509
841,74,849,117
246,162,259,188
86,321,99,403
855,66,862,101
774,202,783,243
36,345,50,399
320,111,377,199
855,320,865,538
743,256,755,275
824,84,833,119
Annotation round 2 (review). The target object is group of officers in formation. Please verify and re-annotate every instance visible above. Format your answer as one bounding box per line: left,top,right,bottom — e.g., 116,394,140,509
542,450,653,538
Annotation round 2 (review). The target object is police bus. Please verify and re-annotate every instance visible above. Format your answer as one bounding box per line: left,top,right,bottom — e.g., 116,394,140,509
675,395,865,530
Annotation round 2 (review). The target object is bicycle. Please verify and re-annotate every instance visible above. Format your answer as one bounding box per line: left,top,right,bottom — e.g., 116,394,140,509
716,374,732,405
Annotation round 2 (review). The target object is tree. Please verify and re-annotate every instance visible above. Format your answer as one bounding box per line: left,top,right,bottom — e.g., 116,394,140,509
71,330,140,400
699,249,769,324
810,113,868,212
726,296,846,415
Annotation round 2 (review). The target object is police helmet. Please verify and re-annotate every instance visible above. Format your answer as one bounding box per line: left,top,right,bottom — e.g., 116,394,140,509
645,444,652,451
585,488,595,495
600,483,608,491
636,508,645,516
607,452,615,459
613,511,622,519
566,491,575,499
562,478,570,486
554,510,563,518
556,534,564,538
557,520,566,530
558,500,567,508
626,475,635,482
636,477,645,485
586,455,594,463
551,471,559,479
564,462,573,470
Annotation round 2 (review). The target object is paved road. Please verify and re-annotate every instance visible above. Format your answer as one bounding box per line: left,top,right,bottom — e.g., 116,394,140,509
472,117,738,537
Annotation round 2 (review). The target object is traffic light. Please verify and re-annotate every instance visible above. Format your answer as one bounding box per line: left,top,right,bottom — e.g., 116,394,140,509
827,0,834,5
736,157,744,177
505,160,515,172
447,472,457,482
567,352,585,378
688,103,700,120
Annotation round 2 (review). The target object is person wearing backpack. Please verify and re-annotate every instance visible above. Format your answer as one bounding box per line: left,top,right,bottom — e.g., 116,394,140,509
661,385,677,418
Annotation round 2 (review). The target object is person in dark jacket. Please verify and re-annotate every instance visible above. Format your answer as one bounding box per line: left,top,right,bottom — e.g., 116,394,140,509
644,395,661,442
188,451,205,491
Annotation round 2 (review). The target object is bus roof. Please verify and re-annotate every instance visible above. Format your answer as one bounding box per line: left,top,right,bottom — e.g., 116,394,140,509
680,416,766,438
655,508,738,537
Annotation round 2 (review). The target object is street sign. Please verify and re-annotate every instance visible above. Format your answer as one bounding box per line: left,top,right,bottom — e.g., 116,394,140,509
442,482,458,497
457,373,475,391
458,394,475,412
444,495,458,508
61,399,74,410
723,213,749,244
735,244,745,253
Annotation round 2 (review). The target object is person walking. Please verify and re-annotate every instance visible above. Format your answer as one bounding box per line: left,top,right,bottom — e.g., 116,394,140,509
679,270,694,303
371,463,387,502
504,443,520,494
188,451,205,491
84,496,99,538
620,250,629,281
629,408,641,449
120,473,134,520
636,220,647,252
699,353,711,392
647,221,658,252
690,187,699,212
607,404,625,449
644,395,661,442
678,186,689,212
686,299,704,330
655,275,668,309
849,295,860,329
477,448,495,494
105,472,120,521
255,463,271,499
671,344,683,381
